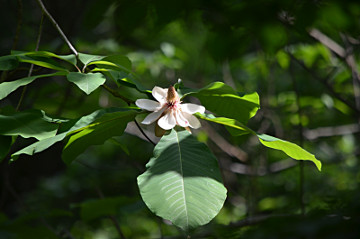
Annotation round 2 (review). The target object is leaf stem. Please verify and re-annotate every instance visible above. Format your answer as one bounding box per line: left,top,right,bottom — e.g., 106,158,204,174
101,84,134,105
35,0,78,56
134,119,156,146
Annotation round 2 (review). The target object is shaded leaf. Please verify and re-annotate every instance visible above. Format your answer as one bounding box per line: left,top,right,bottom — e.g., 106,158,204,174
0,55,18,70
62,109,137,164
11,108,117,160
0,110,59,140
0,72,67,100
66,72,106,95
257,134,322,171
138,129,227,231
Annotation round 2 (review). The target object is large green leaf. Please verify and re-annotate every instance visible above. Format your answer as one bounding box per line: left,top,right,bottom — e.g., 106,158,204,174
137,129,227,231
0,72,67,100
257,134,322,171
66,72,106,95
62,109,137,165
11,108,116,160
0,110,59,140
182,82,260,124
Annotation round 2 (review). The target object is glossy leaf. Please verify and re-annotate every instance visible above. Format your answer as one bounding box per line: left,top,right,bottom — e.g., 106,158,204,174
138,129,227,231
11,108,115,160
88,54,132,72
196,113,252,136
257,134,322,171
66,72,106,95
182,82,260,124
62,109,137,165
0,72,67,100
0,110,59,140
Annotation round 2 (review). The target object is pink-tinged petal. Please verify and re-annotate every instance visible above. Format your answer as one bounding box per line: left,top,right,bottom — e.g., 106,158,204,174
175,111,190,127
136,99,162,111
182,112,201,129
181,103,205,114
158,112,176,130
152,86,168,103
141,107,166,124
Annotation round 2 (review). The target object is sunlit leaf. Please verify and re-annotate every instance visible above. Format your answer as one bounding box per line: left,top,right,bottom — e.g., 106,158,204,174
257,134,322,171
138,129,227,231
62,109,137,165
196,113,252,136
0,72,67,100
66,72,106,95
181,82,260,124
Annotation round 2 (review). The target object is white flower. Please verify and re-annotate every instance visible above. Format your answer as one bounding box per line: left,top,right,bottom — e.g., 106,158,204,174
135,85,205,131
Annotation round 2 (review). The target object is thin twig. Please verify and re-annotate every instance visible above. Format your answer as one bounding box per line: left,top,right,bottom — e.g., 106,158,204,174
290,58,305,216
16,13,44,111
134,119,156,146
95,187,127,239
35,0,78,56
287,52,359,114
101,84,134,105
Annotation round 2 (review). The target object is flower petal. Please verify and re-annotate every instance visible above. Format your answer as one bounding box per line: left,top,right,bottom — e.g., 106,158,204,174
141,107,166,124
136,99,162,111
181,103,205,114
158,112,176,130
152,86,168,103
182,112,201,129
175,111,190,127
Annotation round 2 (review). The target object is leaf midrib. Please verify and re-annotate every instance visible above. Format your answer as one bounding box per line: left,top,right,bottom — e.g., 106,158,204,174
175,131,189,229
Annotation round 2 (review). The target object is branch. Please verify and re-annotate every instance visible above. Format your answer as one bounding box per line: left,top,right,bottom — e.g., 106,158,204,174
287,52,359,114
35,0,78,56
309,29,360,112
101,84,134,105
202,122,248,162
303,123,360,140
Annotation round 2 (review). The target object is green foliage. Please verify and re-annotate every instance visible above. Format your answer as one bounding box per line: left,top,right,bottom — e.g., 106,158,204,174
67,72,106,95
138,129,227,231
62,108,137,164
258,134,322,171
0,109,58,140
3,0,358,237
